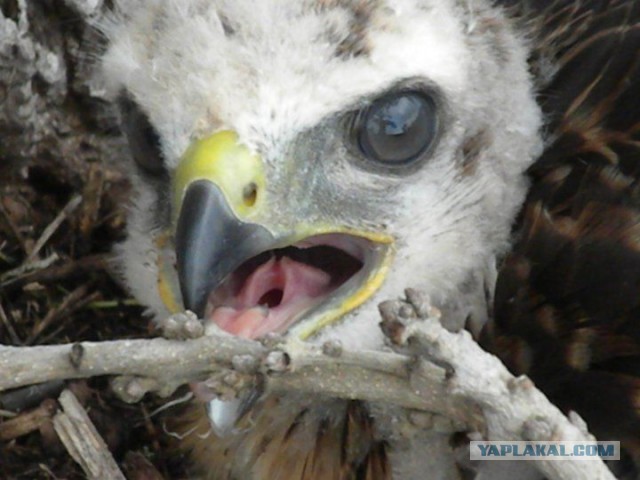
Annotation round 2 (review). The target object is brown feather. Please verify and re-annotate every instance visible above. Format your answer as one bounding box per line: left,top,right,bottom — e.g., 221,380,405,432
174,396,389,480
484,0,640,465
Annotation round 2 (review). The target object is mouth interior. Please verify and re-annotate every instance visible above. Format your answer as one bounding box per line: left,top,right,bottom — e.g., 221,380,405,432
205,234,371,339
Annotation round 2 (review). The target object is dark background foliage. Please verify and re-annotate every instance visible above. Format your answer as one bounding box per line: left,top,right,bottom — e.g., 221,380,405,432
0,2,187,477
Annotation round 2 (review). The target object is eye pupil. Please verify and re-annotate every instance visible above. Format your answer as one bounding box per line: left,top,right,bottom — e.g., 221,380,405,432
357,92,437,166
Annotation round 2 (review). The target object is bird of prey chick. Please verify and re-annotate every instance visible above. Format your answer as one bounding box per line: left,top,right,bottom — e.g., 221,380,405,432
100,0,640,478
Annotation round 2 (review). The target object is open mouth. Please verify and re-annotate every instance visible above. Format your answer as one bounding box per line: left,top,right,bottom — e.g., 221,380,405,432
203,233,383,339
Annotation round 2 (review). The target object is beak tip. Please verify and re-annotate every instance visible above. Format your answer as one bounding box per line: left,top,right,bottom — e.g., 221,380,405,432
174,180,274,320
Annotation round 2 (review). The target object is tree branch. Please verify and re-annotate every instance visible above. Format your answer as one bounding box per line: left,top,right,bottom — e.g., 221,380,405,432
1,297,618,480
381,291,617,480
0,330,479,427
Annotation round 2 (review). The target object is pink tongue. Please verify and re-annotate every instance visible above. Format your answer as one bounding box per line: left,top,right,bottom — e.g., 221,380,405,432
210,256,331,339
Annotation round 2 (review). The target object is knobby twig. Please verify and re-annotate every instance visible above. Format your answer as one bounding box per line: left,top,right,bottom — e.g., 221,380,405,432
0,332,474,422
379,289,616,480
0,296,617,480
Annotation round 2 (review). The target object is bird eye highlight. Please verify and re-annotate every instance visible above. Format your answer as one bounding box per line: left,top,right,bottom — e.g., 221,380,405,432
118,96,166,176
355,91,438,166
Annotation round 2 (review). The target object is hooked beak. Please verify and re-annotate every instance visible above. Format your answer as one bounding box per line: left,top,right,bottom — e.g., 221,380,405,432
164,130,394,435
175,180,274,317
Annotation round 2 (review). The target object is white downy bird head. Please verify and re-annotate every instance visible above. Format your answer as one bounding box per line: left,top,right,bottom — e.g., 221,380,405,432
102,0,542,350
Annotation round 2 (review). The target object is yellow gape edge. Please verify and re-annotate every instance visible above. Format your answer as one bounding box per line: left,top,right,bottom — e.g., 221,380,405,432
173,130,266,222
156,231,183,314
292,230,395,341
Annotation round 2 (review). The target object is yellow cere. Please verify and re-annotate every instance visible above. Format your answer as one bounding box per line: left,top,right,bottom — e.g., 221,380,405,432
173,130,266,222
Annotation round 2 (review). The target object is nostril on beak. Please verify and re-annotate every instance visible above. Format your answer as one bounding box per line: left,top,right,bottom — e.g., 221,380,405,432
243,182,258,207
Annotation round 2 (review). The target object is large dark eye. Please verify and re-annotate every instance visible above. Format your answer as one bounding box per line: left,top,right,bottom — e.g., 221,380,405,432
355,91,438,166
118,96,165,176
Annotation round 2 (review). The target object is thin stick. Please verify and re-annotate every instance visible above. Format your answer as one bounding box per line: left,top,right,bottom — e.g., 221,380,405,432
38,291,102,345
1,253,108,289
0,302,21,345
0,400,57,441
0,252,60,285
53,389,126,480
0,199,29,255
25,194,82,265
26,283,94,344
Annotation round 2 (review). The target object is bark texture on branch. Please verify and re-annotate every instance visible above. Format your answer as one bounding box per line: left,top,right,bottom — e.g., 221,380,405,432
0,301,618,480
0,331,479,426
